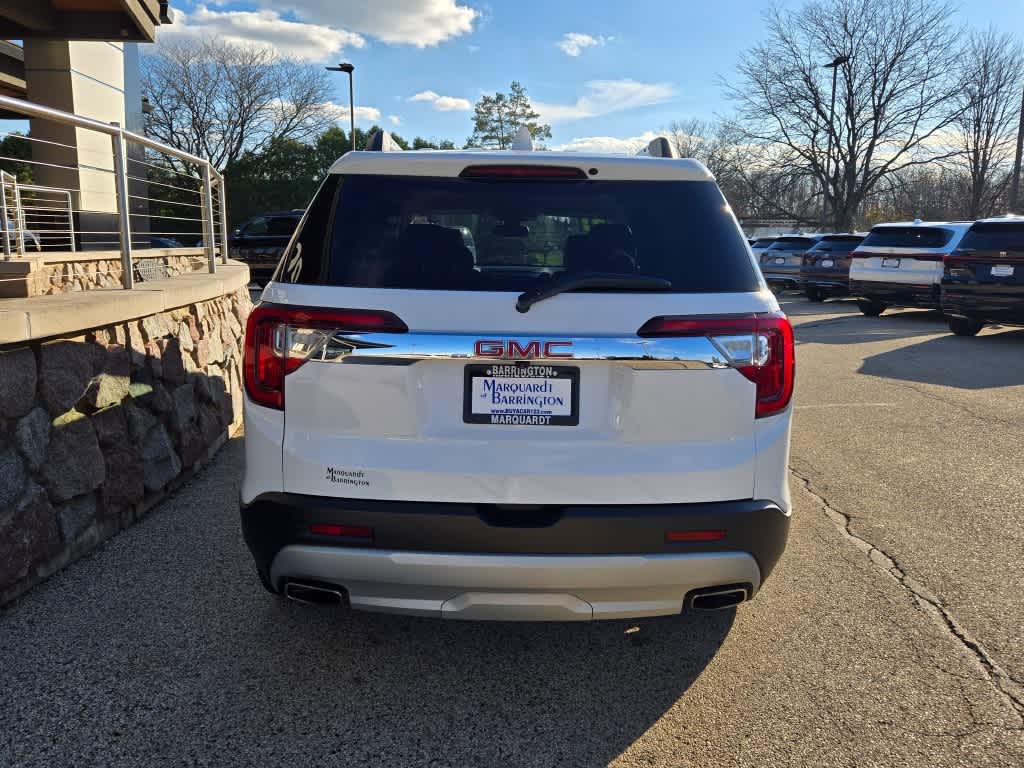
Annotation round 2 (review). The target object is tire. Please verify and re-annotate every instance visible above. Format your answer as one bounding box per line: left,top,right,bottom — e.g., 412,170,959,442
947,317,983,337
858,299,886,317
805,287,824,302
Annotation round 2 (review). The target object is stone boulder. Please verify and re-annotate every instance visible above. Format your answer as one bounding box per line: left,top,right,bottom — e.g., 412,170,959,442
0,347,37,420
56,493,97,543
40,418,106,503
140,424,181,492
0,482,59,586
14,407,50,472
38,340,98,416
0,447,27,508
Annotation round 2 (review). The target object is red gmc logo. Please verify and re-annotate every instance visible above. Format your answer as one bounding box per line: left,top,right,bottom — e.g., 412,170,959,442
474,340,574,359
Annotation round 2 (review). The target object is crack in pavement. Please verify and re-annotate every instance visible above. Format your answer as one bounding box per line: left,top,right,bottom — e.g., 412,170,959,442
871,378,1024,429
790,467,1024,723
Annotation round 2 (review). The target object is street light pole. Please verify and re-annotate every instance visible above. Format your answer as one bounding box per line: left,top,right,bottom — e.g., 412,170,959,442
822,55,849,229
326,62,356,151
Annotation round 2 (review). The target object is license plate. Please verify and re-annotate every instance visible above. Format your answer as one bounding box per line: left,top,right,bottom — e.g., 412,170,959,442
991,264,1014,277
463,363,579,426
881,257,901,268
774,257,786,265
820,259,834,268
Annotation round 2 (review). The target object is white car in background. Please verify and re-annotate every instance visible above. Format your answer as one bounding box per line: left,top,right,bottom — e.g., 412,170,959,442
848,220,971,316
239,134,795,621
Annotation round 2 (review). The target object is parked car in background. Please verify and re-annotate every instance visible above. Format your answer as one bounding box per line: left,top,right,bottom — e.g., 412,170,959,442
848,220,971,316
759,235,823,292
798,233,866,301
941,216,1024,336
151,236,184,248
749,236,778,260
229,210,303,284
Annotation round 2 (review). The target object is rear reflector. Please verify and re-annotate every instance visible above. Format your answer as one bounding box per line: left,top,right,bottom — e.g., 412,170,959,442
310,524,373,538
459,165,587,180
666,530,727,542
637,313,795,419
244,303,407,410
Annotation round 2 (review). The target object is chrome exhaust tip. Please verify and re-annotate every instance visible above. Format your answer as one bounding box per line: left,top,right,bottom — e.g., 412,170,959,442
687,585,749,611
284,580,346,606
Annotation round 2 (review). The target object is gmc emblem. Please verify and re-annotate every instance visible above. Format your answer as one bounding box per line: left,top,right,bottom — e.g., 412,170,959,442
474,339,574,359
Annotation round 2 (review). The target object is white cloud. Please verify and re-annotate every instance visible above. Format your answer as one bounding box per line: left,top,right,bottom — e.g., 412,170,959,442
388,115,402,126
534,80,674,123
557,32,610,57
158,5,365,62
550,132,660,154
326,102,381,125
408,90,472,111
253,0,477,47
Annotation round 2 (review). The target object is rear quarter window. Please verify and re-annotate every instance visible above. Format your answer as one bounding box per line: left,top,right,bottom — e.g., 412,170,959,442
276,174,760,293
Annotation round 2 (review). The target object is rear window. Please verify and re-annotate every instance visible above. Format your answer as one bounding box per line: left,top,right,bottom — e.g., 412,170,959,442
861,226,954,249
811,236,864,252
751,238,777,248
766,237,817,251
278,174,759,293
957,222,1024,252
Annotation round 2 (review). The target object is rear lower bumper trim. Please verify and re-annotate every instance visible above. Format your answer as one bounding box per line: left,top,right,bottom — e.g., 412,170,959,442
849,279,939,307
270,546,761,620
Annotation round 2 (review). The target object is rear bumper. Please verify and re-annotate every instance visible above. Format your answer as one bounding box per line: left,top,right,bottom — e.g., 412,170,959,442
761,270,800,287
242,494,789,620
849,279,939,308
942,287,1024,325
799,272,849,291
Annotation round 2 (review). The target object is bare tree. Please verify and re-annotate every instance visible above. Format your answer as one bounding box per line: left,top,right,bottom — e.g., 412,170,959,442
726,0,966,231
142,38,338,171
955,28,1024,218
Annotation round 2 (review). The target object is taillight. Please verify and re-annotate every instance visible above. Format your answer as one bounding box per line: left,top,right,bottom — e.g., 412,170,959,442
243,303,408,410
459,165,587,180
637,313,795,418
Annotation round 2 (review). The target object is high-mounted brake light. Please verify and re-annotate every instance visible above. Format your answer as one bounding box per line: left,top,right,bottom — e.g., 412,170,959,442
244,303,407,410
637,313,795,418
459,165,587,180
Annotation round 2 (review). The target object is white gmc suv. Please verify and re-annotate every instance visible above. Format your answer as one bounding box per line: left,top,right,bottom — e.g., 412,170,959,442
240,135,794,621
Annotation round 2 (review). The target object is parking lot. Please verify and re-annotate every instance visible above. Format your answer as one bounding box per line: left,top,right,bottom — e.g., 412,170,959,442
2,297,1022,767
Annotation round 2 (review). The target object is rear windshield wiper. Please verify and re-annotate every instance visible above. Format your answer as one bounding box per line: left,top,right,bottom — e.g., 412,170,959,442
515,272,672,313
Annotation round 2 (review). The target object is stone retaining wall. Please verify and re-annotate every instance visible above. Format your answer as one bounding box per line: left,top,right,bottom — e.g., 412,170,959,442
36,254,201,295
0,286,252,604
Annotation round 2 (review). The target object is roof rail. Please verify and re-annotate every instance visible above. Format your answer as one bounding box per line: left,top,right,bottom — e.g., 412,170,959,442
510,125,534,151
363,130,403,151
637,136,678,159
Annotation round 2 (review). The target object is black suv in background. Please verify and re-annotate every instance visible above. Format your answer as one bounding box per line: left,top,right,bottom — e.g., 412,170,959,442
941,217,1024,336
798,233,865,301
229,210,303,284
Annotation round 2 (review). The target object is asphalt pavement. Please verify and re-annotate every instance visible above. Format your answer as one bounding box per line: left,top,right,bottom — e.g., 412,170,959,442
1,297,1022,767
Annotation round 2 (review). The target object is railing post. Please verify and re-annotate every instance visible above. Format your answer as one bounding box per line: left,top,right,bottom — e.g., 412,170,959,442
65,190,76,252
200,164,216,274
13,182,25,255
0,173,11,258
110,124,134,289
217,177,229,265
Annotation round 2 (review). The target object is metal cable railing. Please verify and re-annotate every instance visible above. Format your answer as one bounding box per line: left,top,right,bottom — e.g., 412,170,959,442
0,95,228,290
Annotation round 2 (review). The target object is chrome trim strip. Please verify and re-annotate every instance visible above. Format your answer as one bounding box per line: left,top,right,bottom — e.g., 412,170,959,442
311,332,742,370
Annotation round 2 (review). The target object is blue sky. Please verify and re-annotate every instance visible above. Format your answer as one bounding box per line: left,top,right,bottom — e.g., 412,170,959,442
162,0,1024,151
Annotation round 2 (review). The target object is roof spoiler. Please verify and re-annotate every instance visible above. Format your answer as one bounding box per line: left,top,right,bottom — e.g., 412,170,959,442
363,130,403,152
636,136,678,159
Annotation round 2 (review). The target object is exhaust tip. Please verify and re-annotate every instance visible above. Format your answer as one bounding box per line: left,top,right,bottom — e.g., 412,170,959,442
284,580,346,606
687,585,750,611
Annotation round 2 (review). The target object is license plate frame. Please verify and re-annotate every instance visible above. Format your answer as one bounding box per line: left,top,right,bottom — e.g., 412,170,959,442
820,259,834,268
773,257,786,265
463,363,580,426
991,264,1014,278
881,257,901,268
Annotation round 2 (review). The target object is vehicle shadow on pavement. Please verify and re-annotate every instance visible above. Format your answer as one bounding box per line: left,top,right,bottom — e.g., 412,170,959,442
858,327,1024,389
0,436,736,768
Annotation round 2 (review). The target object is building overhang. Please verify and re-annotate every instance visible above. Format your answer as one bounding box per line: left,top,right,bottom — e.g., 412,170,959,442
0,0,171,43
